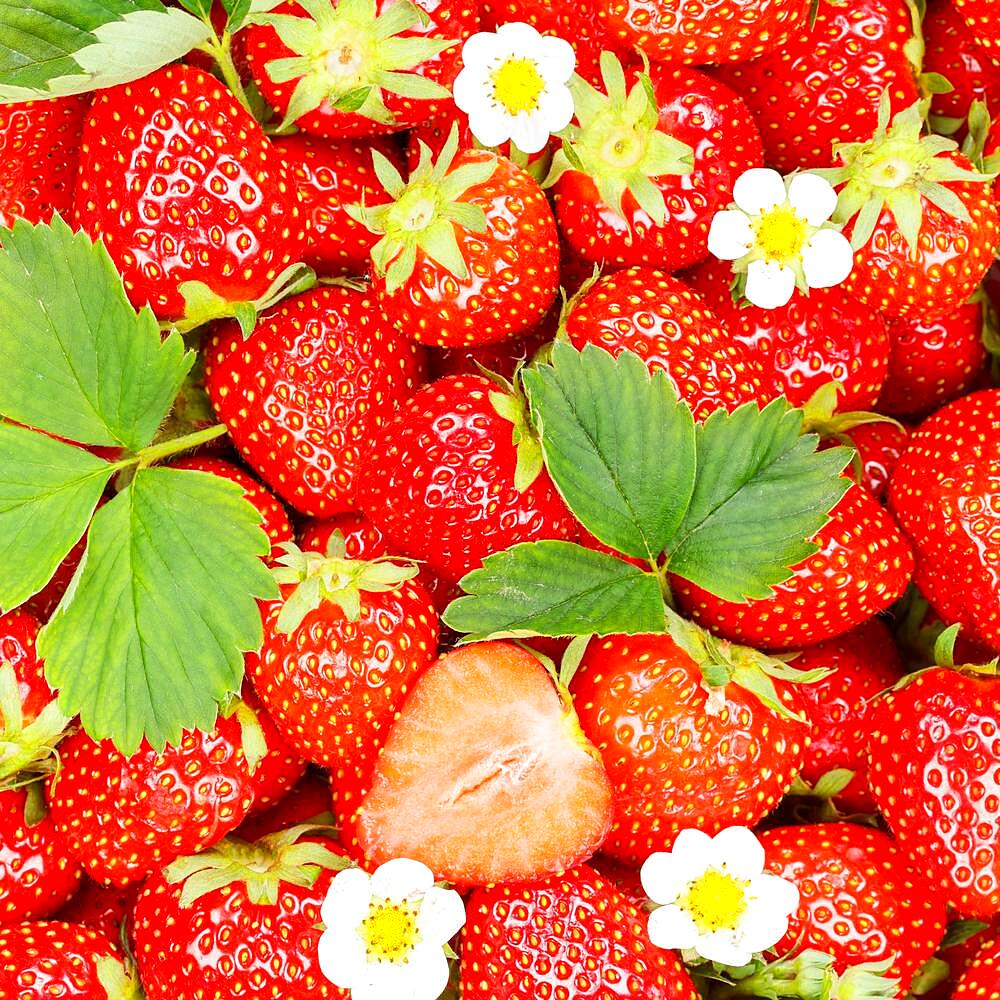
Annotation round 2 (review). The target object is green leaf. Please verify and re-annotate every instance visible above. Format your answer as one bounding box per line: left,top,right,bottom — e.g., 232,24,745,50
523,344,696,563
0,217,193,450
665,399,852,601
0,0,211,100
443,540,666,642
178,0,213,17
0,424,114,613
38,468,278,755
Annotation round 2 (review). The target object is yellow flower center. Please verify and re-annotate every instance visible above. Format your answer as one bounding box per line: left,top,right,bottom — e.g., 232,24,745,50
679,869,750,933
360,897,422,963
754,205,808,264
492,58,545,115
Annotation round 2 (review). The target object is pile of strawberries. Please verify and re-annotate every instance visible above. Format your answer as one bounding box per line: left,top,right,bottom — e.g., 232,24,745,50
1,0,999,997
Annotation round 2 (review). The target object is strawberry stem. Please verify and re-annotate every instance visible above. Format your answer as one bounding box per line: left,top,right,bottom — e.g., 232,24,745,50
134,424,229,468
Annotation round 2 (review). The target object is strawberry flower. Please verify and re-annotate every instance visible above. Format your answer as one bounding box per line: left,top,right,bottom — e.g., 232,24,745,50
708,168,854,309
317,858,465,1000
452,22,575,155
640,826,799,967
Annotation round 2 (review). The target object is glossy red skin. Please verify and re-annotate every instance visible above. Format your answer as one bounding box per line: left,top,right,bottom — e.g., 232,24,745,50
843,160,1000,323
462,865,700,1000
676,485,915,650
570,633,809,866
0,609,52,724
204,285,427,518
235,768,332,841
564,268,771,421
761,824,947,992
0,921,127,999
953,0,1000,57
134,846,350,1000
923,923,1000,999
275,133,402,277
837,421,911,500
877,301,988,416
685,257,890,409
954,935,1000,999
868,668,1000,916
374,151,560,348
0,96,88,226
555,66,763,272
592,0,808,65
240,687,308,816
359,374,577,586
170,457,294,564
243,0,475,138
73,65,307,321
0,787,83,926
888,390,1000,652
56,877,139,941
430,323,552,381
45,716,257,888
717,0,919,172
792,618,903,812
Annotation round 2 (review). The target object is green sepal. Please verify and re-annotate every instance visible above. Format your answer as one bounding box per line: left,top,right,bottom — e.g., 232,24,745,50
800,382,904,437
488,388,544,493
0,661,73,786
788,767,857,800
94,954,144,1000
228,698,268,775
940,919,991,950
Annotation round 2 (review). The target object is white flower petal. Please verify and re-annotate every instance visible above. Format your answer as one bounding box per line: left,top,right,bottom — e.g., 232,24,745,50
321,867,372,927
787,172,838,226
370,858,435,901
460,32,504,71
452,66,489,114
737,907,793,955
733,168,787,216
536,85,575,135
694,929,755,968
418,886,467,944
510,114,552,155
670,827,715,868
350,948,450,1000
745,259,796,309
801,228,854,289
640,852,690,905
709,827,765,879
707,210,755,260
748,872,800,916
317,926,369,990
647,905,700,951
465,105,514,149
495,20,545,48
535,36,576,82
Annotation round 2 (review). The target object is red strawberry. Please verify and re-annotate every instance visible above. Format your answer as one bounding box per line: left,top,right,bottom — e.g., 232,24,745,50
73,64,307,324
888,389,1000,652
461,864,700,1000
952,0,1000,59
563,268,771,421
0,96,88,226
717,0,920,172
358,641,614,884
868,667,1000,916
790,618,903,812
56,878,140,942
551,61,763,272
570,628,809,866
832,420,912,501
204,284,426,518
239,686,308,815
236,768,333,841
676,484,914,649
685,256,890,409
430,320,553,383
359,373,576,587
955,935,1000,999
760,823,947,992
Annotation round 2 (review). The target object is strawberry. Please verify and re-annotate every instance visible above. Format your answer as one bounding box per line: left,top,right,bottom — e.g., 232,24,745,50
133,828,350,999
888,389,1000,652
56,877,140,942
204,284,426,518
0,96,88,227
790,618,903,812
759,823,947,992
430,321,552,381
357,641,614,884
952,0,1000,59
563,268,771,421
954,935,1000,998
717,0,920,173
676,484,914,649
685,256,890,410
0,921,142,1000
242,0,473,138
833,422,912,501
570,627,809,866
549,60,763,272
461,864,700,1000
353,136,560,347
235,768,333,841
868,667,1000,917
73,64,308,325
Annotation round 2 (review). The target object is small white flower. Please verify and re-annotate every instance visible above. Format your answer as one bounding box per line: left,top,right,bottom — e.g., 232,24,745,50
317,858,466,1000
452,21,576,155
707,167,854,310
640,827,799,968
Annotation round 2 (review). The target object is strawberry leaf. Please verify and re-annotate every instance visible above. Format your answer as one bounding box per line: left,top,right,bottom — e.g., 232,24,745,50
443,541,666,641
0,424,115,613
523,343,696,563
38,468,278,755
665,399,852,601
0,216,193,451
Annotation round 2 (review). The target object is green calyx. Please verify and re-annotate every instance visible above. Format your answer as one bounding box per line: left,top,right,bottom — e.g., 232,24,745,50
543,51,694,227
95,954,145,1000
263,0,455,132
813,94,996,253
347,127,497,294
272,534,419,635
484,366,544,493
218,695,268,776
0,661,72,788
164,823,351,908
